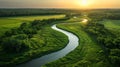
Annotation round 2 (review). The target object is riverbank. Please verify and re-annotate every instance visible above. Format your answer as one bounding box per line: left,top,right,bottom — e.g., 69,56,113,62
43,23,110,67
17,24,78,67
0,24,68,67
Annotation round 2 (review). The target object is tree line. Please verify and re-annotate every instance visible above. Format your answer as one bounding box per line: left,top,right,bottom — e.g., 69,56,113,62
88,11,120,21
0,9,82,17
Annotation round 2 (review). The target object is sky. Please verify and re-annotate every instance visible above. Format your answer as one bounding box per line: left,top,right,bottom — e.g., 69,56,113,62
0,0,120,9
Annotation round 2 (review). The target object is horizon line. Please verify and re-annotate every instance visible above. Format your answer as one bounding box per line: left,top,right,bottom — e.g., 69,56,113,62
0,7,120,10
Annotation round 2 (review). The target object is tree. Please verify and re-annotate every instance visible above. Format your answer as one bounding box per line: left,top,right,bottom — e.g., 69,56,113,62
19,22,28,30
2,35,29,53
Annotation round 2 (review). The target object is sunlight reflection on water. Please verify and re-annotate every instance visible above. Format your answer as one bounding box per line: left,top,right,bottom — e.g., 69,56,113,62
82,19,88,24
82,19,88,22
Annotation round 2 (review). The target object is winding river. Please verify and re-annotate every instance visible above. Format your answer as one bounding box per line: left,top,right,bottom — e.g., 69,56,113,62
17,24,79,67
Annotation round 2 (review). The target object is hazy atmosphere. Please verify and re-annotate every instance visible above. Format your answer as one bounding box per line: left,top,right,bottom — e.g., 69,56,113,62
0,0,120,8
0,0,120,67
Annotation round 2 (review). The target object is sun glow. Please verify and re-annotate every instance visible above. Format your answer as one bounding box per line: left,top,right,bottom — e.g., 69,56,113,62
81,0,89,6
75,0,94,8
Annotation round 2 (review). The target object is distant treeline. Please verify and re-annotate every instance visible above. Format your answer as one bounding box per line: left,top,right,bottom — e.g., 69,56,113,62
0,9,82,17
87,9,120,21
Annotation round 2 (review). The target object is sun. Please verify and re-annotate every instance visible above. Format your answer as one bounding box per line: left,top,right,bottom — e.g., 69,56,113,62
81,0,89,6
75,0,93,8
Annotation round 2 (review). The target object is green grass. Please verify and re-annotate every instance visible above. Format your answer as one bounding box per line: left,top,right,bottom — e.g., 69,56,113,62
43,23,110,67
0,15,65,36
8,15,65,22
100,20,120,36
100,20,120,30
0,19,21,36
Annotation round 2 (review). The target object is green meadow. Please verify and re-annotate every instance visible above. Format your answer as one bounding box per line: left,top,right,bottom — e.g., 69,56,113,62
0,15,68,66
0,15,65,36
100,20,120,30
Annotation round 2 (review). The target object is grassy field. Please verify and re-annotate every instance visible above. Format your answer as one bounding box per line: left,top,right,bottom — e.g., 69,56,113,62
0,19,21,36
8,15,65,21
0,15,68,66
100,20,120,37
0,15,65,36
43,23,110,67
100,20,120,30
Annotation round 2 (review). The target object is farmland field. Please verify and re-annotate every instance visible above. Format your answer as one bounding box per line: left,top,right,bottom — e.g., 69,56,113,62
0,15,65,36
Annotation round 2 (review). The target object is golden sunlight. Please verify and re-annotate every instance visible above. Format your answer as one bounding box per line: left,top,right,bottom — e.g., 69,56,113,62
75,0,95,8
81,0,89,6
